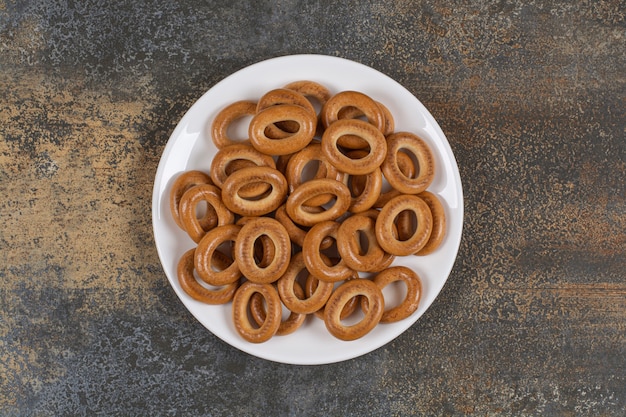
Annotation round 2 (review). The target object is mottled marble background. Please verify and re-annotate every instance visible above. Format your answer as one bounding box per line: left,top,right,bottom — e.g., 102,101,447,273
1,1,624,415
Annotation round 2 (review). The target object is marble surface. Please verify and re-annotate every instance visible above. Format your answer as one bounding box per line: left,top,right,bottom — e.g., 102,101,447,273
1,1,624,415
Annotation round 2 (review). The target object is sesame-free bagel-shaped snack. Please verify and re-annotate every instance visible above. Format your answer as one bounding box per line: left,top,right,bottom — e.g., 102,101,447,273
336,214,388,273
344,149,383,213
235,216,277,268
285,142,344,206
211,100,257,149
375,194,433,256
277,252,334,314
321,90,386,132
221,166,288,216
256,88,317,115
169,170,213,230
307,271,360,321
284,80,332,109
209,143,276,198
177,248,239,305
250,281,307,336
285,178,351,227
194,224,242,286
324,278,384,341
321,119,387,175
232,281,282,343
234,217,291,284
257,88,317,139
382,131,435,195
302,220,355,283
274,204,334,250
249,104,316,155
364,266,422,323
376,101,395,136
335,100,394,147
415,191,446,256
283,80,331,137
178,184,234,243
373,151,416,209
274,204,309,248
358,209,396,272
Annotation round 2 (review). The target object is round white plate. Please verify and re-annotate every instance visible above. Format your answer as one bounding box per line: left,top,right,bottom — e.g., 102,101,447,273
152,54,463,365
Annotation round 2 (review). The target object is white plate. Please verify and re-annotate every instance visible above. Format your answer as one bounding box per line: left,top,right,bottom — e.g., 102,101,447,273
152,54,463,365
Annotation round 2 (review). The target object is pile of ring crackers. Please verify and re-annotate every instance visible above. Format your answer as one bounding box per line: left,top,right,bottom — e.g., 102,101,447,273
170,81,445,342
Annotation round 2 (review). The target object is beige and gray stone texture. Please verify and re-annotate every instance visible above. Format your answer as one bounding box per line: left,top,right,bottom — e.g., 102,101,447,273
1,1,624,415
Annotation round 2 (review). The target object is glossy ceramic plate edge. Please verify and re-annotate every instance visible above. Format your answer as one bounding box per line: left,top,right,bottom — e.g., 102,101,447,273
152,54,464,365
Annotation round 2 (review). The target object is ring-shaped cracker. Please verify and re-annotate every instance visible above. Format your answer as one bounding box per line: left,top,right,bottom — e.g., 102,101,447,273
321,90,385,132
274,204,332,250
373,151,416,208
235,216,276,268
177,248,239,304
209,143,276,198
336,214,388,272
221,166,288,216
284,80,332,137
257,88,317,138
344,150,383,213
256,88,316,115
324,279,384,341
169,170,213,230
232,282,282,343
382,131,435,195
285,178,351,227
179,184,234,243
277,252,334,314
321,119,387,175
302,221,354,283
376,101,395,136
285,143,344,206
364,266,422,323
358,209,396,272
250,282,306,336
284,80,331,109
249,104,316,155
375,194,433,256
415,191,446,255
335,100,394,148
307,271,360,320
194,224,241,286
211,100,256,149
234,217,291,284
275,153,293,175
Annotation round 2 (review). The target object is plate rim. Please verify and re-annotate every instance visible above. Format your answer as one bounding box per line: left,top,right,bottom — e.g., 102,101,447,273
151,53,464,365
